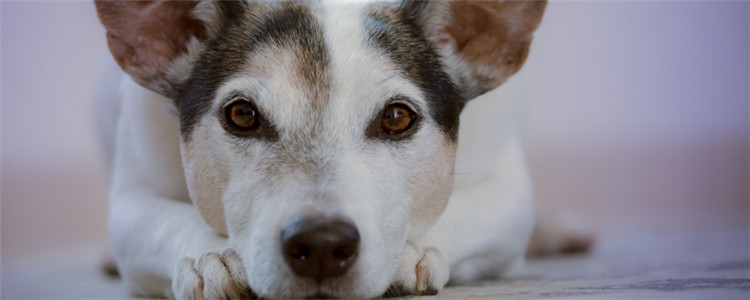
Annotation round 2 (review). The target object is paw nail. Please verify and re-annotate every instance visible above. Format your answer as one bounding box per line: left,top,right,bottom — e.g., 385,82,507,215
193,286,206,300
415,264,430,292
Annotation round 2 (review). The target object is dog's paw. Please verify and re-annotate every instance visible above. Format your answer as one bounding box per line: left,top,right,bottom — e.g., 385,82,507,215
383,241,449,297
171,249,255,300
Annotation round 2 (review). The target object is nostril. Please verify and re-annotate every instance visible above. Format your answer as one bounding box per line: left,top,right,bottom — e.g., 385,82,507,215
285,244,311,261
281,217,360,280
332,245,355,260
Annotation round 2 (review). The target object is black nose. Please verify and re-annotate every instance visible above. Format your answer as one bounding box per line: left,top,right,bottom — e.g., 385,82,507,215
281,217,360,281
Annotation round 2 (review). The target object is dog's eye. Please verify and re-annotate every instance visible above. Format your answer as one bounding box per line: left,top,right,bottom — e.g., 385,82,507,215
380,103,416,135
225,100,259,130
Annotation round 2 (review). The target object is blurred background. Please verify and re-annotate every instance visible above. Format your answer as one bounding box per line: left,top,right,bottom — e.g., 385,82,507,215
1,1,748,298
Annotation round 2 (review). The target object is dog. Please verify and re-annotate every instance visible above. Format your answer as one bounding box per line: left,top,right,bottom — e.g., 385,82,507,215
93,1,591,299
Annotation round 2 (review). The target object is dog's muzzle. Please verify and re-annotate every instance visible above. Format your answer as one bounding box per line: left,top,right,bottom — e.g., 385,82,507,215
281,217,360,281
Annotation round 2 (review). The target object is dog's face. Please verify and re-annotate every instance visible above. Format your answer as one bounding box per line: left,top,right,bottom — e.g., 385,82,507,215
96,1,545,298
183,3,462,296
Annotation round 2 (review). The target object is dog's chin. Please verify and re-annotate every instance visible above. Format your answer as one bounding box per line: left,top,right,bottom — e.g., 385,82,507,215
247,268,389,299
272,279,387,299
250,274,390,299
303,292,361,300
304,290,389,300
258,287,380,299
296,289,384,299
241,235,397,299
307,293,333,299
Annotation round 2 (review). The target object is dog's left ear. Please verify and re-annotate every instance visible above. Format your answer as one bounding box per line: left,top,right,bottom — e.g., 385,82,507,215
409,0,547,100
95,0,228,98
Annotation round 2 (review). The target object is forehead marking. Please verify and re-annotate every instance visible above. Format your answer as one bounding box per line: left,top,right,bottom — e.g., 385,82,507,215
179,2,331,141
248,3,331,104
364,4,464,142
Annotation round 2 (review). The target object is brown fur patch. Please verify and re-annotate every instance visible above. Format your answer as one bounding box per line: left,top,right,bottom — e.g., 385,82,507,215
441,1,546,97
95,1,208,96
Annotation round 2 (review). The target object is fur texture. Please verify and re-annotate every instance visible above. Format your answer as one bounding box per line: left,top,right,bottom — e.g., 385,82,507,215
94,1,564,299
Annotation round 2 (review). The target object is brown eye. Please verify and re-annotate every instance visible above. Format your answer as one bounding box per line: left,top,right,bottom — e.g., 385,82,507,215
380,103,416,134
225,100,258,130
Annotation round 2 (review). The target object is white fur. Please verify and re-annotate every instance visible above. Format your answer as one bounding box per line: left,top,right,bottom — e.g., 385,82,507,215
99,1,538,299
181,5,455,297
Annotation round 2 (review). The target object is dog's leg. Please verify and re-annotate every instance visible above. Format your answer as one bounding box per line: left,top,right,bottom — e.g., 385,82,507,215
109,185,251,299
430,137,536,283
526,209,595,257
93,56,123,278
109,78,252,299
388,137,535,293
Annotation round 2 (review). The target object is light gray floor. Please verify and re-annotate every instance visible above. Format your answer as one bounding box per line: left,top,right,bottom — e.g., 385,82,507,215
439,228,749,299
3,227,748,299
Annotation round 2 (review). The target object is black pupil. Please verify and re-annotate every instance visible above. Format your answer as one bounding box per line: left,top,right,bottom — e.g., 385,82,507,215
383,105,411,133
386,107,402,120
230,102,256,128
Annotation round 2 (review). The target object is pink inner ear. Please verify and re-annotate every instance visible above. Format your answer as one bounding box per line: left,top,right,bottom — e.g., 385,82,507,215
439,1,546,96
95,0,207,93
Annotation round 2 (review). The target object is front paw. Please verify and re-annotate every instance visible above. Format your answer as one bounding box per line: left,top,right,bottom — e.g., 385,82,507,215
384,241,449,297
172,249,254,300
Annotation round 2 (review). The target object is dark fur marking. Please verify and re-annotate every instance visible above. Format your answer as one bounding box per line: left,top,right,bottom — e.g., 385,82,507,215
365,3,464,142
245,2,331,105
178,1,330,142
178,1,251,142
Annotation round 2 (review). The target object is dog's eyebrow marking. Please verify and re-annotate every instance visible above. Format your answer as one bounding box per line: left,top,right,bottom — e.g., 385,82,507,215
246,3,331,104
179,2,331,142
364,5,464,142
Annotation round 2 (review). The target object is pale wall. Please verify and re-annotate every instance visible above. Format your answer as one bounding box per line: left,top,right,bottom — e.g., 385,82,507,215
1,1,748,264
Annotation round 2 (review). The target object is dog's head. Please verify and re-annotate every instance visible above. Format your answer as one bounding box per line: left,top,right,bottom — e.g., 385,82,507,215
96,1,545,297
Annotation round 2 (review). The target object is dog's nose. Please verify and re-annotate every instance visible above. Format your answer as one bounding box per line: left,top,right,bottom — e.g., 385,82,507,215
281,217,360,280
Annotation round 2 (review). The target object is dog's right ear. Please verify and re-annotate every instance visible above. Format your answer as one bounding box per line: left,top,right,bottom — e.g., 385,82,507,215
95,1,231,98
406,0,547,100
